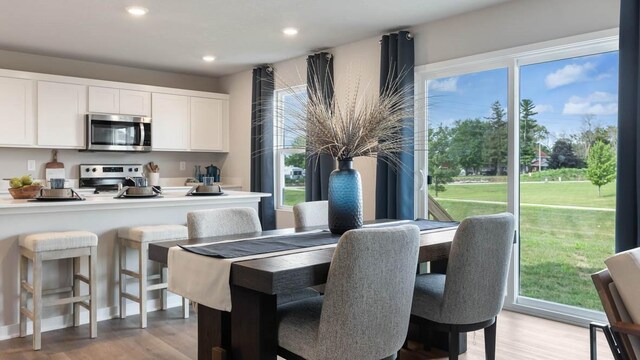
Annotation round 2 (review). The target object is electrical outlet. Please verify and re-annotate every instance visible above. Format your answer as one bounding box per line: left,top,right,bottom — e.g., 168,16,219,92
27,160,36,171
179,161,186,171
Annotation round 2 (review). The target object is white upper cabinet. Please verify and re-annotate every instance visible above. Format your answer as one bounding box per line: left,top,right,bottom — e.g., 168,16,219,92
0,77,35,146
37,81,87,148
88,86,150,116
120,89,151,116
190,97,228,152
88,86,119,114
152,93,190,150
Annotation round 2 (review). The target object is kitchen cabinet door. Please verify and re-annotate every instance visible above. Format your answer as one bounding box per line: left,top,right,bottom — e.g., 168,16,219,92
152,93,190,150
38,81,87,148
120,89,151,116
190,97,228,152
88,86,119,114
0,77,35,146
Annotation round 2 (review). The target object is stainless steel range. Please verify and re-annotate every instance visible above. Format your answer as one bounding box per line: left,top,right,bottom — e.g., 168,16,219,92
79,164,144,193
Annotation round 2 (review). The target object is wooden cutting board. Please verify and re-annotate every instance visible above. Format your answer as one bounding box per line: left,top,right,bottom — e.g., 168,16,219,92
45,150,64,169
45,150,65,182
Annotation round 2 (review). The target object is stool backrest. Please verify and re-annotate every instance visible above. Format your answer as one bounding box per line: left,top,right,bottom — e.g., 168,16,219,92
315,225,420,359
187,207,261,238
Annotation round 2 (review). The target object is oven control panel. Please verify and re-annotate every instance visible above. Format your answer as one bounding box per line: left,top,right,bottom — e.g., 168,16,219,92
79,164,144,179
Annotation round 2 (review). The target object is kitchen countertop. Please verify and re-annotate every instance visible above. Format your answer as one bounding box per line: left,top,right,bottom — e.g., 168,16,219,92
0,188,270,214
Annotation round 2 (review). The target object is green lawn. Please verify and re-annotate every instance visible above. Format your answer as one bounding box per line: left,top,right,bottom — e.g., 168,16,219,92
283,187,305,206
437,180,615,208
435,181,615,311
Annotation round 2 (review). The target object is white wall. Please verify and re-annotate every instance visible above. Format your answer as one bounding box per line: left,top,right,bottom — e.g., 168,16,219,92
220,0,620,228
0,49,226,182
0,49,221,92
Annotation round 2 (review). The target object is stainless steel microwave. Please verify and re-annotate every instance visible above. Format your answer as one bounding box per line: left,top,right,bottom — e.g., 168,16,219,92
85,114,151,152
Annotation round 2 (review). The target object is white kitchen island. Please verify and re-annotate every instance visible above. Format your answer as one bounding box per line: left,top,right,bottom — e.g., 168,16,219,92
0,189,269,340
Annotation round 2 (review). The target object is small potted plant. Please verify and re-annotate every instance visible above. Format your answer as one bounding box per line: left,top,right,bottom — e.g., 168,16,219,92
8,175,43,199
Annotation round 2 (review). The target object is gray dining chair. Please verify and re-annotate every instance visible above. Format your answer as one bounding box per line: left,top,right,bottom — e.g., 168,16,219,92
293,200,329,293
410,212,515,360
293,201,328,228
187,207,319,305
277,224,421,360
187,207,262,238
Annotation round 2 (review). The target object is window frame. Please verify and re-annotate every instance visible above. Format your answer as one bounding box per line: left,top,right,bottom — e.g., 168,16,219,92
274,84,307,210
415,28,618,326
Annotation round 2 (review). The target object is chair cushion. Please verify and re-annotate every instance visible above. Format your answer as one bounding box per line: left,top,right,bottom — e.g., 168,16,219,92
277,296,323,359
605,248,640,324
118,225,188,243
20,231,98,252
411,273,446,322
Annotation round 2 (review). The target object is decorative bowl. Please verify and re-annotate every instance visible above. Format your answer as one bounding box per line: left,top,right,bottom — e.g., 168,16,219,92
8,185,44,199
197,185,222,193
126,186,155,196
40,188,73,198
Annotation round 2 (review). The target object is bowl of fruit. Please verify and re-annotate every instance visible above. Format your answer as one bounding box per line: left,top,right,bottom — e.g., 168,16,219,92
8,176,43,199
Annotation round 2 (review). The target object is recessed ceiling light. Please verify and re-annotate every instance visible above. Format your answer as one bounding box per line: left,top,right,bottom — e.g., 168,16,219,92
126,6,149,17
282,27,299,36
202,55,216,62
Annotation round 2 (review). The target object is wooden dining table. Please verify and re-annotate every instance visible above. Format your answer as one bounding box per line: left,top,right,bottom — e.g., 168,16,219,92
148,221,459,360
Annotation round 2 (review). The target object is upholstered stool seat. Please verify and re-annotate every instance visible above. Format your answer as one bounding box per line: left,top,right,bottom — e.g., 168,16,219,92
20,231,98,252
118,225,188,243
118,225,189,328
19,231,98,351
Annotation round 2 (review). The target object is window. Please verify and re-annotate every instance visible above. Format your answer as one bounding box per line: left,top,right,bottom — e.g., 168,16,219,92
417,31,618,325
426,68,509,220
275,85,307,209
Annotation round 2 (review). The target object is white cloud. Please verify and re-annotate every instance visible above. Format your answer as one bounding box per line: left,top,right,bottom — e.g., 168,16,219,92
533,104,554,113
545,62,596,89
562,91,618,115
428,77,458,92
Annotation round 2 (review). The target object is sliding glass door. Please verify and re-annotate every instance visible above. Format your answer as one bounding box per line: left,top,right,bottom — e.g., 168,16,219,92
426,68,508,221
517,51,618,313
418,34,619,323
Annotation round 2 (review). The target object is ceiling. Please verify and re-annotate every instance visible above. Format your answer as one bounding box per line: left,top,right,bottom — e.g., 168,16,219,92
0,0,511,77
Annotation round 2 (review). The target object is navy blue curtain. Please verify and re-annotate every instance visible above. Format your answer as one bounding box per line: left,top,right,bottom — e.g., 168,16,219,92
375,31,415,220
616,0,640,252
251,66,276,230
306,52,336,201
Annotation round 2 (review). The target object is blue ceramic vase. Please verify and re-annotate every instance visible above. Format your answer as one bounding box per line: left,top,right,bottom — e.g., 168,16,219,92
328,159,363,234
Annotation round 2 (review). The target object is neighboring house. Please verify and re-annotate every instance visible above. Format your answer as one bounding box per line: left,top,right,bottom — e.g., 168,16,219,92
284,166,305,180
530,150,549,171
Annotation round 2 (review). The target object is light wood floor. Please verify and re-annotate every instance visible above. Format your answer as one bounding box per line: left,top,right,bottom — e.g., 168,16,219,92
0,308,615,359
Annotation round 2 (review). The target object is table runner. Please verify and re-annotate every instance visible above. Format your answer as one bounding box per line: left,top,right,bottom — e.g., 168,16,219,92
179,219,458,258
168,219,458,311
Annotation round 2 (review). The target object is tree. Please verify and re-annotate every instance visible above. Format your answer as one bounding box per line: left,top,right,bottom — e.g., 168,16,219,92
449,118,487,175
483,101,508,175
519,99,548,172
428,125,458,196
548,139,582,169
586,140,616,197
285,136,306,169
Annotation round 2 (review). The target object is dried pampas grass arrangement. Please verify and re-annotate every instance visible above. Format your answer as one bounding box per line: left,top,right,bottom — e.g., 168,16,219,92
274,70,416,170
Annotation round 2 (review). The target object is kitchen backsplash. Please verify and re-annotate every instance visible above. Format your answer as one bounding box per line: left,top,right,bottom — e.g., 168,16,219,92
0,148,228,180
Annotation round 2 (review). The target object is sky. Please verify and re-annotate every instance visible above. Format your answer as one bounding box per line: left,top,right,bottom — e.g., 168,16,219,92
427,51,619,146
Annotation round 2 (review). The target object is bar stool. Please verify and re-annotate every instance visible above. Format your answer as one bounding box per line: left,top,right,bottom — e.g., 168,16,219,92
19,231,98,350
118,225,189,328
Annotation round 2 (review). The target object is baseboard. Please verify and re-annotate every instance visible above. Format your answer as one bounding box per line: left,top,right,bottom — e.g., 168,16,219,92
0,293,185,341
